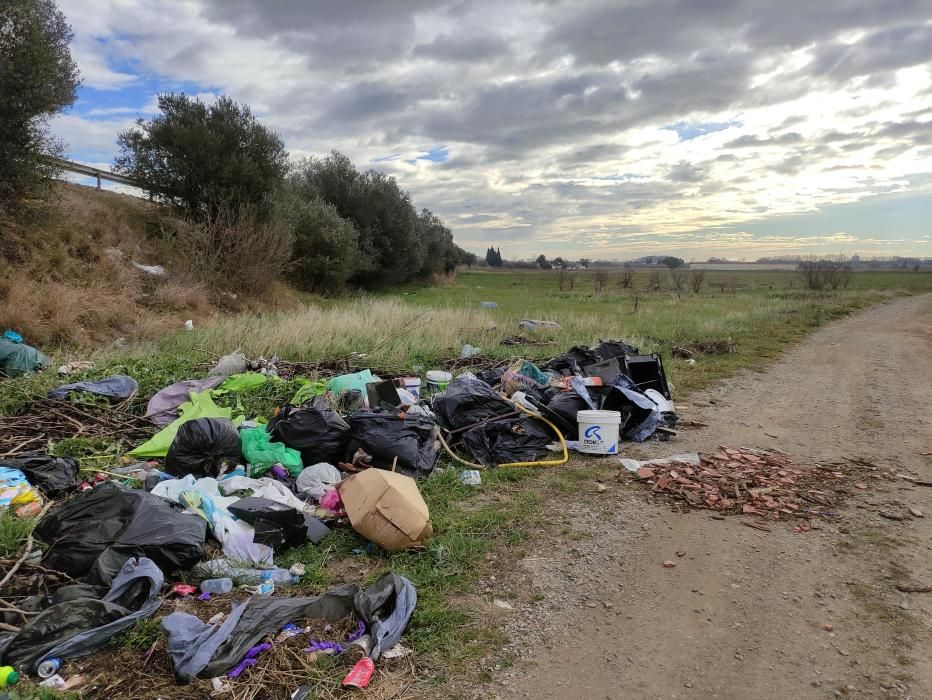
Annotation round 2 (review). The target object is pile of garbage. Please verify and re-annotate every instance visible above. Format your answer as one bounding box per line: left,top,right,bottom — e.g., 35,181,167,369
621,448,846,529
0,335,677,693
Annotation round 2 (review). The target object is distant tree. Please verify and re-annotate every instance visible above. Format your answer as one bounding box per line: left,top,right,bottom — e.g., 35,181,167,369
669,267,687,300
689,269,706,293
115,93,288,219
0,0,81,212
661,256,685,269
553,256,565,267
579,258,591,268
485,246,504,267
535,254,547,267
647,270,663,291
593,270,608,293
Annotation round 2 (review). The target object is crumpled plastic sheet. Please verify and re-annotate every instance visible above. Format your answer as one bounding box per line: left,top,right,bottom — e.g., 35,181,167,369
152,475,273,566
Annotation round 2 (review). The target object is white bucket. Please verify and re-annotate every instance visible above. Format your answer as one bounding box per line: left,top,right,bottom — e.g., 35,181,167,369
425,370,453,392
577,410,622,455
402,377,421,399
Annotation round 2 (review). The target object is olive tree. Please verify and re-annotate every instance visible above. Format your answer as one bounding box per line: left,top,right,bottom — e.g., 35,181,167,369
0,0,80,211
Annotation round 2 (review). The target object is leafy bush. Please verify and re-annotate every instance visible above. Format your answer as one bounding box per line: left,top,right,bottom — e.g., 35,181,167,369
0,0,80,213
115,94,288,219
288,153,473,289
275,186,360,294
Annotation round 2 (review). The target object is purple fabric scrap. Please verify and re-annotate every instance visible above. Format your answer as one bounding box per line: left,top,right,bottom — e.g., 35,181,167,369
306,639,345,655
227,642,272,678
346,619,366,642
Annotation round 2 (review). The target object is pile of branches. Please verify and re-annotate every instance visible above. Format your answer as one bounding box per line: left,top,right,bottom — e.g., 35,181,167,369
0,397,154,455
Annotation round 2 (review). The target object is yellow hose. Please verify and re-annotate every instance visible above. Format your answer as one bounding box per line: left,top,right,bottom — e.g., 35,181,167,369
435,399,569,469
498,400,569,468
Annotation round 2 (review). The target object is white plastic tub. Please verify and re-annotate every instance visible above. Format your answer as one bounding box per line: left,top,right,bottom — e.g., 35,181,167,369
577,410,622,455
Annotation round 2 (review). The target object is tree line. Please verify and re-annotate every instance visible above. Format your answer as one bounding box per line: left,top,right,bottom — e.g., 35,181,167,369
1,0,476,295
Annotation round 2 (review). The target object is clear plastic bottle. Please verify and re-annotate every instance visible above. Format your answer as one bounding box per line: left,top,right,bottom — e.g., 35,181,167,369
199,577,234,594
195,560,300,586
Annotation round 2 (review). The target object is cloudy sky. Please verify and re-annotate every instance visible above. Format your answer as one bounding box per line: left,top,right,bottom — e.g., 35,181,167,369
54,0,932,260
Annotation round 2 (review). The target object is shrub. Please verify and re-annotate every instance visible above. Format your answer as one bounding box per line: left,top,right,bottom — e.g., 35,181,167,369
593,270,608,293
115,94,288,220
275,188,359,295
689,269,705,293
618,270,634,289
0,0,80,213
170,204,294,295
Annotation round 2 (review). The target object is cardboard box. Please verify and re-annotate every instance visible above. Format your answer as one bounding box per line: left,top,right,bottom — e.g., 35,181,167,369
337,469,432,551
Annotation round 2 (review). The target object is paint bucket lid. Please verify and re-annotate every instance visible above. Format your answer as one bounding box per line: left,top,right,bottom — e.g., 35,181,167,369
577,410,622,424
426,370,453,383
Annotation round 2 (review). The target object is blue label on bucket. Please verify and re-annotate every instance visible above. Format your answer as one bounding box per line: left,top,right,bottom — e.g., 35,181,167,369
583,425,602,441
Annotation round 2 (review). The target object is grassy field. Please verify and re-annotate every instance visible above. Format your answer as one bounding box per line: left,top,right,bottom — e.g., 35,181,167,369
1,268,930,696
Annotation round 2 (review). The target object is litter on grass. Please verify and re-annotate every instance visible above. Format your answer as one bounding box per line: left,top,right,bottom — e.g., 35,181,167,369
0,334,690,695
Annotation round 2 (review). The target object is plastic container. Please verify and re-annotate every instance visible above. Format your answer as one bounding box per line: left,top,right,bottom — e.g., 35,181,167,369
37,658,61,679
0,666,20,688
200,577,234,594
194,561,300,586
576,410,622,455
425,370,452,392
401,377,421,399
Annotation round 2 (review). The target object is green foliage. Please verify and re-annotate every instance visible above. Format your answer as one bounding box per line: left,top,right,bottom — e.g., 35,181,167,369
0,0,80,212
275,186,360,294
661,256,685,269
0,511,35,557
114,94,288,220
288,153,472,289
112,617,162,650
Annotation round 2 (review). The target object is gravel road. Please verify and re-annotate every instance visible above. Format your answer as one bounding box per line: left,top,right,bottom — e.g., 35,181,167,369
467,292,932,700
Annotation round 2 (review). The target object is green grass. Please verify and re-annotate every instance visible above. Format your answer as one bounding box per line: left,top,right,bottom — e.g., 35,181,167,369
0,511,36,557
112,617,162,650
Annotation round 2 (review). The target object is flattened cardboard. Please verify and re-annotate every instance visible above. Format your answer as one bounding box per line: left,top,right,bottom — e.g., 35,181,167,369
338,469,432,551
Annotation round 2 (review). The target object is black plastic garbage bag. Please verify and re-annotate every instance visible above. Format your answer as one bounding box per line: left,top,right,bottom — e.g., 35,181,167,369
1,453,79,497
345,409,436,479
592,339,640,360
164,417,242,478
162,573,415,682
431,377,514,432
228,497,307,552
541,392,591,440
540,345,599,375
35,481,207,584
462,415,552,466
0,557,163,673
268,397,351,466
354,573,417,659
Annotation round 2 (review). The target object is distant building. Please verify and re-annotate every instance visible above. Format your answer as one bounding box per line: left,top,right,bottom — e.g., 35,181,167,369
851,255,861,265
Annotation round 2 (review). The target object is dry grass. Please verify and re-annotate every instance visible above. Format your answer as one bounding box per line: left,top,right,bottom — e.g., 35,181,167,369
0,183,296,347
163,298,498,370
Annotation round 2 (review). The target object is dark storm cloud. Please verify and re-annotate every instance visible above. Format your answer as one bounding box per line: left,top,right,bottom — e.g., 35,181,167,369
808,24,932,82
412,34,512,62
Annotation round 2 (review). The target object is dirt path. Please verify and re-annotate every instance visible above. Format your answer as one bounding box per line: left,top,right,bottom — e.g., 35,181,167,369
477,292,932,700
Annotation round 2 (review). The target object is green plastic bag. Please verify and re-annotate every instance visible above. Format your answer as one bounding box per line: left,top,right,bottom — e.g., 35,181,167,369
518,360,550,385
291,378,327,405
240,427,303,477
130,390,232,458
326,370,377,397
219,373,270,393
0,337,51,378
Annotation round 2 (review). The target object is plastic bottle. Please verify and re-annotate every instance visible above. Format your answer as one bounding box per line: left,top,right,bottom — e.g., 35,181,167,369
0,666,20,688
199,577,234,594
194,560,299,586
